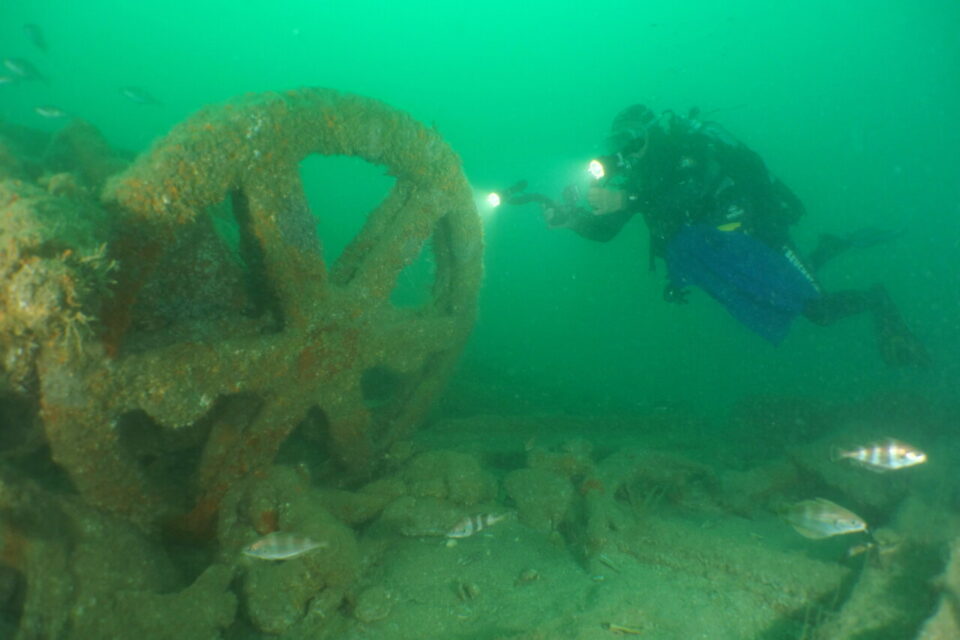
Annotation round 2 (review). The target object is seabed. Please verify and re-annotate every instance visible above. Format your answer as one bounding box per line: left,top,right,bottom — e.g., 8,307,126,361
0,89,958,640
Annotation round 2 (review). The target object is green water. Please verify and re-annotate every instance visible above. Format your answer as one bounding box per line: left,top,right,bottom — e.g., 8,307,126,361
3,1,958,414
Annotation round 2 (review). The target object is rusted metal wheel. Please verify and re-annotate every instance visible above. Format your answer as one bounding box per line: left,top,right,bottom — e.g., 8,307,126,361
36,88,482,531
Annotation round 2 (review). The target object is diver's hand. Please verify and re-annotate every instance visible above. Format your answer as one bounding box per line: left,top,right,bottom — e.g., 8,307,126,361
587,186,626,215
541,203,570,227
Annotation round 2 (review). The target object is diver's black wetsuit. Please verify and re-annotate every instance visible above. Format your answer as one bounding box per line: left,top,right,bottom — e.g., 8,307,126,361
546,109,927,365
551,112,801,257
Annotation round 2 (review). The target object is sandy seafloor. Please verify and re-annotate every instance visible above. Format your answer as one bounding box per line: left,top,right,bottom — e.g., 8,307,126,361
288,393,957,640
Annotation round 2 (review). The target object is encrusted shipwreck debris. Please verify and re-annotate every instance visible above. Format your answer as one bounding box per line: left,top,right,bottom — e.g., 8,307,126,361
0,179,115,395
0,467,237,639
1,87,483,537
219,465,361,635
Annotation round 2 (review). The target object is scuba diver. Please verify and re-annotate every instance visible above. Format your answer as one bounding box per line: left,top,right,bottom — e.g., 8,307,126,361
499,104,929,366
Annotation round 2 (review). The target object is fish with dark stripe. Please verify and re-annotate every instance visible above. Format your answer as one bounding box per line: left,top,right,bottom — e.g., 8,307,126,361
836,438,927,472
445,513,509,538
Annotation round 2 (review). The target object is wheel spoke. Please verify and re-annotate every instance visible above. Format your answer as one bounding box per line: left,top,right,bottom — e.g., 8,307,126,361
239,171,327,325
342,188,446,305
366,306,464,374
23,88,482,530
323,385,374,472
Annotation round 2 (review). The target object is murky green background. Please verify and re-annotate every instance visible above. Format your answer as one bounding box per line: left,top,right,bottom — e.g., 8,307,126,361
2,0,958,415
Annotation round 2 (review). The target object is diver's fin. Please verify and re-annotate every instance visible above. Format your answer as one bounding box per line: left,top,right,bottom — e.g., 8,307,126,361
872,286,931,368
845,227,905,249
809,227,905,271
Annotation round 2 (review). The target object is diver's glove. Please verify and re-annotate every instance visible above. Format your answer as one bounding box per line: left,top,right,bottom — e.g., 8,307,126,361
587,186,627,215
542,184,584,227
542,202,572,227
663,284,690,304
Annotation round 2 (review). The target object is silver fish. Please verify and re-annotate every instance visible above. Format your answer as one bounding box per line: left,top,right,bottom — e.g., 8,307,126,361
120,85,162,106
0,75,16,86
847,541,876,558
3,57,45,81
242,531,327,560
34,105,67,119
785,498,868,540
836,438,927,472
446,513,509,538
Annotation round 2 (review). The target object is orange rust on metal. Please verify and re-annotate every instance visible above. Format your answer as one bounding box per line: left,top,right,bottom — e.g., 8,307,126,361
255,509,279,535
33,88,482,531
99,231,167,355
0,525,29,573
165,494,222,543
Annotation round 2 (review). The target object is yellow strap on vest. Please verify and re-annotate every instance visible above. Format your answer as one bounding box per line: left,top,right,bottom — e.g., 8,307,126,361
716,221,742,232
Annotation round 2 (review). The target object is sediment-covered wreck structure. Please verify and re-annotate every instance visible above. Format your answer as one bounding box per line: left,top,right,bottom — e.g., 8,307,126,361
0,88,482,637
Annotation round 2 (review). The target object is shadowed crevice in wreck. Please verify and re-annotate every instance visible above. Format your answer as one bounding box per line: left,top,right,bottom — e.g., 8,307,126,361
231,188,286,335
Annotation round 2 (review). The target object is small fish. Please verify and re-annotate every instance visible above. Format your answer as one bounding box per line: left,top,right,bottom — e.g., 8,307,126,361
847,541,876,558
785,498,868,540
242,531,327,560
0,75,16,86
446,512,509,538
835,438,927,472
601,622,645,635
34,105,67,119
120,86,162,106
24,24,48,53
3,57,45,81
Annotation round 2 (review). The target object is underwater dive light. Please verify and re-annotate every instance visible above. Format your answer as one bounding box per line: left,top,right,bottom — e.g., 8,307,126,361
485,180,530,209
587,159,605,180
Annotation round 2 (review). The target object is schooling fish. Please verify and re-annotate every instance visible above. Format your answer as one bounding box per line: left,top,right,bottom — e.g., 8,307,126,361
242,531,328,560
34,105,68,119
120,85,162,106
24,24,48,53
3,57,45,81
784,498,868,540
835,438,927,472
446,513,510,538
